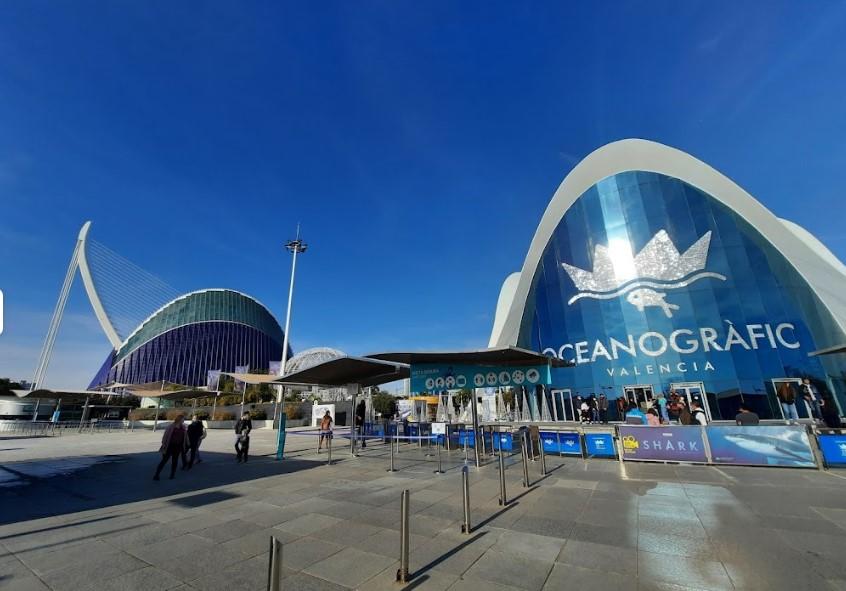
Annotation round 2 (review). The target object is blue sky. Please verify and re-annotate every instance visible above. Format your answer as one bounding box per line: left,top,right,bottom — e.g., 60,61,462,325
1,2,845,389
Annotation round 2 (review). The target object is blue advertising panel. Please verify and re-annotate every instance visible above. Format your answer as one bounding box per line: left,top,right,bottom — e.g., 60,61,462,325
492,432,513,451
539,431,582,455
585,433,616,458
706,426,816,468
818,434,846,467
410,363,551,392
458,429,474,446
619,426,708,463
539,432,559,453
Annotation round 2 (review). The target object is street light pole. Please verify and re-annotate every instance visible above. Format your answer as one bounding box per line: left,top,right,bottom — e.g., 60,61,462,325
276,226,307,421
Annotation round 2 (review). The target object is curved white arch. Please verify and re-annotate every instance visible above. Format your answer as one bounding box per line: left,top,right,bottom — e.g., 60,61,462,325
77,221,123,349
492,139,846,347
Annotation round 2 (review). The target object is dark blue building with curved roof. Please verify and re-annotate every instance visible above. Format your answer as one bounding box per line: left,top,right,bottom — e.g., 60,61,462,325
89,289,290,387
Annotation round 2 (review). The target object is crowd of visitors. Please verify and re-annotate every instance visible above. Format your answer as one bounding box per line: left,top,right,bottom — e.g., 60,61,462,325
152,410,250,480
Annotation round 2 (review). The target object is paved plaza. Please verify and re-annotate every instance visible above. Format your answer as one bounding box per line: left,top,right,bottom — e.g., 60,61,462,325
2,427,846,591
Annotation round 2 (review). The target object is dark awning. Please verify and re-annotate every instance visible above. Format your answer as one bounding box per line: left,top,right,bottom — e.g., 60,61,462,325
275,356,410,388
366,346,570,368
808,344,846,357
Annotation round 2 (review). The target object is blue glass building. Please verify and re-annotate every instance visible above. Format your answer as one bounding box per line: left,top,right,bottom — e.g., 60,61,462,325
491,140,846,421
89,289,290,388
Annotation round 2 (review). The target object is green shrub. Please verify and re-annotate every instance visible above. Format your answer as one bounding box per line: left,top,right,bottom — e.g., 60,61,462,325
129,408,162,421
248,409,267,420
165,409,188,421
284,404,304,420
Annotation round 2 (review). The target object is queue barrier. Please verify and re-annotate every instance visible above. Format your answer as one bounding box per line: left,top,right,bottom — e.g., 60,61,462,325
817,431,846,467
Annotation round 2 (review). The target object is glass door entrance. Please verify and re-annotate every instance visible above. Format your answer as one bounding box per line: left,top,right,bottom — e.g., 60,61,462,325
670,381,712,421
551,389,574,421
623,385,654,412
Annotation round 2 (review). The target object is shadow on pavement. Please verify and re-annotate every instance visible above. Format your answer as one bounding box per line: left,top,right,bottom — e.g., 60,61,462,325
0,451,325,525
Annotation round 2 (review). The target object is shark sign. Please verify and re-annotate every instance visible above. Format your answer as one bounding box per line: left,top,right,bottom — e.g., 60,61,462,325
562,230,726,318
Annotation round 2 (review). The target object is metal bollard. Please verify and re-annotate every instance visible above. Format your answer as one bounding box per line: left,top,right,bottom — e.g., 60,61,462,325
387,434,396,472
461,465,471,533
396,490,411,583
521,432,530,488
327,433,333,466
267,535,282,591
463,432,469,464
538,435,547,476
434,437,444,474
498,439,508,506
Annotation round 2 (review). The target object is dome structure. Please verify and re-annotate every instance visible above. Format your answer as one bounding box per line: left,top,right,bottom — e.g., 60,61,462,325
285,347,346,374
490,139,846,421
89,289,290,387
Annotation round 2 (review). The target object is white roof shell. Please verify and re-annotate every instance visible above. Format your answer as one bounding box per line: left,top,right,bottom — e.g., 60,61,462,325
490,139,846,348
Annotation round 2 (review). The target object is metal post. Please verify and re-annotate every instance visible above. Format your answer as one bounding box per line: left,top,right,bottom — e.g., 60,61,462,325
463,430,469,464
267,535,283,591
434,436,444,474
78,396,90,433
350,388,357,457
538,434,547,475
521,431,530,488
397,490,411,583
498,434,507,506
387,432,396,472
32,398,40,422
327,431,333,466
470,392,481,467
461,465,471,534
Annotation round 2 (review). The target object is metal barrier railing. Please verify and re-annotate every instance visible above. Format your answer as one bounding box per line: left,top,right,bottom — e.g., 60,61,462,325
0,419,133,436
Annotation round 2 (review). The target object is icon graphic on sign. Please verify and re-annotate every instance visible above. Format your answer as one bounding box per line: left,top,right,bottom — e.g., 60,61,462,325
474,374,485,387
425,378,435,390
486,372,497,386
526,368,540,384
435,377,445,388
498,371,511,385
445,376,456,388
512,370,525,385
456,375,467,388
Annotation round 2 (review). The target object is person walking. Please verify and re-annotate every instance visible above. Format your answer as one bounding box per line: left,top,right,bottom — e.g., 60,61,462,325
185,414,207,469
153,414,187,480
616,396,627,421
598,394,609,424
318,410,333,452
690,401,708,426
802,378,824,422
656,394,669,424
777,382,799,425
234,411,252,463
625,403,647,425
735,404,760,426
355,400,367,448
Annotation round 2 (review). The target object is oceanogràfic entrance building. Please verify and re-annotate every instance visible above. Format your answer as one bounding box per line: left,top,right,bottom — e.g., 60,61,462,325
490,139,846,421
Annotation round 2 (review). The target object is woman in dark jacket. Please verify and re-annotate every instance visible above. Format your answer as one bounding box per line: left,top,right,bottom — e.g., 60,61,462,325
234,411,252,463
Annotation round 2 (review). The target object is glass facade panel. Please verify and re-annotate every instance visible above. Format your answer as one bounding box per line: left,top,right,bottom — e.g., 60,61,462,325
520,172,846,419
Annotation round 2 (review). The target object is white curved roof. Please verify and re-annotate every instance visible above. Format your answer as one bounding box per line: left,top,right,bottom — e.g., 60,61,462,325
285,347,346,374
490,139,846,347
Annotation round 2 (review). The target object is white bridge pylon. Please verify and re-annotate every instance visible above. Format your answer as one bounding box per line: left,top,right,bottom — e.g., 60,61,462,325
31,221,178,390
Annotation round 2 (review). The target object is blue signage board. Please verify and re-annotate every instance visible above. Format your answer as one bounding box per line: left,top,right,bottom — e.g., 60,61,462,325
585,433,616,458
539,431,582,455
492,432,513,451
410,363,551,392
458,429,474,446
706,426,816,468
818,434,846,467
619,426,708,463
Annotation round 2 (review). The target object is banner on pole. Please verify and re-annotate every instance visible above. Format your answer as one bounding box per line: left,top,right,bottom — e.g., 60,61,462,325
235,365,249,392
206,369,221,391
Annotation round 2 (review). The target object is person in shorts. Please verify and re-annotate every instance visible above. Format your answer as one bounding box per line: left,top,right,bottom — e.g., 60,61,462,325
318,410,333,452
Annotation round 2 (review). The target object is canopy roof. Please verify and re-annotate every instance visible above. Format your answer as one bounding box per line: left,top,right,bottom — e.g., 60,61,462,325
222,372,282,385
366,346,570,368
808,344,846,357
275,355,409,387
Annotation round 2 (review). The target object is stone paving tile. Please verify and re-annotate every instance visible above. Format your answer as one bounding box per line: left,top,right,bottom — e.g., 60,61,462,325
16,537,123,575
509,515,574,539
447,580,525,591
556,539,637,576
274,513,344,536
310,520,384,545
194,518,259,543
189,553,268,591
462,548,553,591
357,561,459,590
637,530,718,559
544,562,636,591
125,533,216,566
99,565,184,591
220,527,300,558
491,529,566,562
280,536,346,571
637,550,733,590
569,521,638,549
40,550,148,591
354,528,429,558
157,544,253,582
303,547,395,588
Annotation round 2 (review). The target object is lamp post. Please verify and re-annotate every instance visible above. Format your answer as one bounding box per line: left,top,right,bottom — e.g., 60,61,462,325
276,226,307,423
